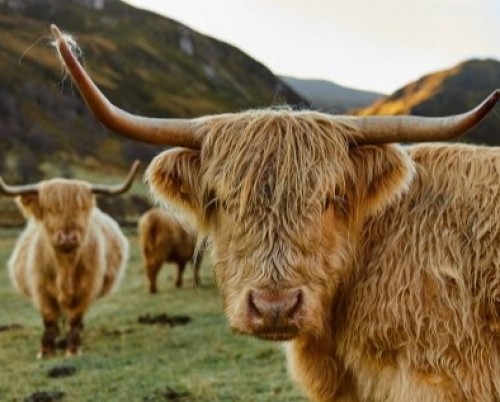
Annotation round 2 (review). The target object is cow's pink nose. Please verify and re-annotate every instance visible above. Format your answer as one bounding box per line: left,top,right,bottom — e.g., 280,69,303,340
247,288,303,328
55,231,79,251
56,231,79,246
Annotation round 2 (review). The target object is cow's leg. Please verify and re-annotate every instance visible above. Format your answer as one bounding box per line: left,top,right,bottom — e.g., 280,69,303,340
37,299,60,359
192,253,202,288
65,312,84,357
38,316,60,359
146,262,162,294
174,262,185,288
192,239,206,288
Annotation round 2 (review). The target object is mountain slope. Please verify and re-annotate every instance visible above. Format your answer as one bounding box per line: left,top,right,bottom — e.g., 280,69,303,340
280,76,383,113
356,59,500,145
0,0,305,224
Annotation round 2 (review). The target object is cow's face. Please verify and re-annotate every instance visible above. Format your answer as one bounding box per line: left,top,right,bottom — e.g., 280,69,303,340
148,112,414,340
18,180,95,254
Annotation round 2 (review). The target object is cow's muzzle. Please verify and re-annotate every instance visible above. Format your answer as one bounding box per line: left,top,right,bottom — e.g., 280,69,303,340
244,288,303,341
54,231,80,253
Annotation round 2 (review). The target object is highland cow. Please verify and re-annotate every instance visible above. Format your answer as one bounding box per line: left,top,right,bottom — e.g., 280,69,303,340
50,25,500,401
2,161,139,358
138,208,204,292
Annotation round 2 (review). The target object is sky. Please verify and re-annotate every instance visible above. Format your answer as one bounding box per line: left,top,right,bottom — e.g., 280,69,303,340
122,0,500,94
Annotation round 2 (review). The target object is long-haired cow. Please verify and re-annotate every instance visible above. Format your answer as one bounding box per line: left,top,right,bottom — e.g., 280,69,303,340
2,161,139,358
51,26,500,401
138,208,204,292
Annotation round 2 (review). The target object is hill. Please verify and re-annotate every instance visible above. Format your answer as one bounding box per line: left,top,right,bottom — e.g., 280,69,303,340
0,0,305,225
356,59,500,145
280,76,383,113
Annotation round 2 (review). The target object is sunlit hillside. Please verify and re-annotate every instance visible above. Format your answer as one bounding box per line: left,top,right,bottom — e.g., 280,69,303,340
355,59,500,145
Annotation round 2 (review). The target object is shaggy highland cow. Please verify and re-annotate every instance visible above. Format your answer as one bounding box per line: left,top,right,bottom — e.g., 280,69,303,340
138,208,204,292
51,25,500,401
2,161,139,358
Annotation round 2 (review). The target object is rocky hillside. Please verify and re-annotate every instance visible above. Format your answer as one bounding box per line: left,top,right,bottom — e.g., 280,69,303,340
356,59,500,145
281,76,383,113
0,0,305,225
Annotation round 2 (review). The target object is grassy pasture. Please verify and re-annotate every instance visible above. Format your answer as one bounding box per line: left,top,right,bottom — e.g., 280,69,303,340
0,228,305,402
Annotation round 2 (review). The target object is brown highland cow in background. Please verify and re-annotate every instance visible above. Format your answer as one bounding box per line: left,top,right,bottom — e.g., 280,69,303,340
138,208,204,293
2,162,139,358
51,25,500,402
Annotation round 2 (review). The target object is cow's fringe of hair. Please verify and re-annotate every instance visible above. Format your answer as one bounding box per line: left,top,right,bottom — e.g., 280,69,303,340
199,109,358,225
16,179,95,219
38,179,94,213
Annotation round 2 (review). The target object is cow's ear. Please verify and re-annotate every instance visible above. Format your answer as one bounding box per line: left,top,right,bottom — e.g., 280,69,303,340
348,144,415,217
146,148,202,221
16,194,43,219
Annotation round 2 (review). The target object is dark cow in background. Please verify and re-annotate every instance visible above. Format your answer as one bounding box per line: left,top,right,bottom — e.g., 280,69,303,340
51,25,500,402
138,208,204,292
2,161,139,358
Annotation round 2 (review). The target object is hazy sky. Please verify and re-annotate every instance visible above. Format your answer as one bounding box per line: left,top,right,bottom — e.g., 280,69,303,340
123,0,500,94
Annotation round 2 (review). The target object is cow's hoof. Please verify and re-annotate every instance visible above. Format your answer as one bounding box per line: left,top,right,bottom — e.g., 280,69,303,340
37,349,55,359
65,348,82,358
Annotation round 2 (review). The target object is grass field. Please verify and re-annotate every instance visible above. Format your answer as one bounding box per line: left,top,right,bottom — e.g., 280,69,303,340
0,228,306,402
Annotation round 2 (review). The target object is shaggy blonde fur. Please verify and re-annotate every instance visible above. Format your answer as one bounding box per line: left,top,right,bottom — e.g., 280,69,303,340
8,179,128,358
145,109,499,401
138,208,203,292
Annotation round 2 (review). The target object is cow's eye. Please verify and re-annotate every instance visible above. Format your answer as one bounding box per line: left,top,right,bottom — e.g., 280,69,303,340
323,197,333,211
323,188,338,211
205,190,228,214
216,197,229,212
323,187,348,215
204,190,218,214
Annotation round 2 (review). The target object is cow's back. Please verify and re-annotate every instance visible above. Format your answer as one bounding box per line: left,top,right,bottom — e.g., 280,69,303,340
341,144,500,400
139,209,166,259
139,208,195,264
168,219,196,263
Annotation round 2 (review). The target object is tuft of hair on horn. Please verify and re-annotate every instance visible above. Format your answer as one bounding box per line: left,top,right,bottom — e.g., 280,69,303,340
50,29,84,78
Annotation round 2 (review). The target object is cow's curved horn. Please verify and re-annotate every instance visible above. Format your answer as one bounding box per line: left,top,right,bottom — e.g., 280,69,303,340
90,160,140,196
51,25,202,148
338,90,499,144
0,176,39,196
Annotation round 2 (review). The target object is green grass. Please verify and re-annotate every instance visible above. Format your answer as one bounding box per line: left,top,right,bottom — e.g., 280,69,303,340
0,229,306,402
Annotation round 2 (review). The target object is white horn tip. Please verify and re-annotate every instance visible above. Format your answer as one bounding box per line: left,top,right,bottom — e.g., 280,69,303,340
50,24,62,40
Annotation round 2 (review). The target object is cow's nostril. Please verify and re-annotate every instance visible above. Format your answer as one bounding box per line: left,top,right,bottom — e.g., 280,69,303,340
67,232,78,243
248,288,302,321
55,231,79,246
247,291,262,318
287,289,302,318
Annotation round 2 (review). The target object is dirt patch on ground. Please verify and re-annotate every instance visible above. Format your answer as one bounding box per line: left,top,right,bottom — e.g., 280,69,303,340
143,386,190,402
47,365,77,379
137,314,191,327
0,323,23,332
24,391,65,402
101,328,136,337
